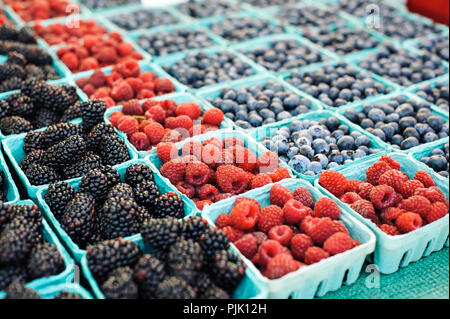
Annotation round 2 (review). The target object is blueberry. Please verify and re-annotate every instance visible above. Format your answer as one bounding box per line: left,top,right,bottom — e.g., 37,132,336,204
380,124,395,140
361,118,374,129
341,150,354,161
295,136,312,148
344,109,360,124
329,150,343,164
289,155,310,173
391,134,404,146
289,120,303,132
337,135,355,150
236,110,248,121
277,111,292,121
427,115,444,132
260,109,275,120
284,95,302,109
355,135,370,147
399,116,417,131
299,145,314,159
403,127,420,140
308,161,323,174
249,114,263,127
308,125,325,139
371,128,386,141
386,113,400,123
401,136,419,149
428,155,447,172
287,147,299,159
423,132,439,143
312,154,329,168
331,129,345,141
327,162,340,169
261,139,274,150
353,149,366,159
312,138,330,155
368,108,386,122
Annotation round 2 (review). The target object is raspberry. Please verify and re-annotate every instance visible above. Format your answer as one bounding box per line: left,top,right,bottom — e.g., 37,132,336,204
268,225,293,246
203,108,224,126
61,52,79,71
181,141,203,159
98,46,118,64
378,169,409,192
357,182,374,200
80,57,99,71
143,121,165,145
251,232,268,246
196,200,213,210
101,97,116,108
154,78,175,93
340,192,363,204
380,154,401,170
122,99,143,115
221,226,244,243
305,217,336,246
165,116,193,132
157,142,178,163
426,202,449,223
283,199,310,225
350,200,376,220
257,205,284,232
201,144,222,168
400,180,424,198
160,159,186,185
237,148,257,172
176,102,202,120
293,187,314,208
257,151,279,174
396,212,423,233
215,214,231,229
304,247,330,265
380,224,400,236
269,167,290,183
270,184,293,207
229,201,260,231
314,198,341,220
216,165,249,194
215,193,233,202
111,81,134,101
223,137,244,148
346,179,363,192
290,234,313,261
185,162,210,187
235,234,258,259
161,130,182,143
127,77,145,93
176,182,195,198
319,170,348,197
333,220,349,235
251,174,273,189
323,232,355,256
198,184,219,201
89,70,107,87
117,60,140,78
258,240,284,267
380,207,405,224
145,105,166,124
130,132,150,151
265,254,302,280
366,160,392,186
234,197,262,212
140,71,157,83
117,42,133,57
414,187,446,203
399,195,432,219
203,137,223,149
117,116,139,136
369,185,396,209
413,170,435,187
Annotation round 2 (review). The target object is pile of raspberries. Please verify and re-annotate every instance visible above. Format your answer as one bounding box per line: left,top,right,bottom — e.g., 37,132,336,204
215,184,361,279
4,0,78,22
75,60,175,107
155,137,291,210
319,155,449,235
56,32,142,73
109,99,225,151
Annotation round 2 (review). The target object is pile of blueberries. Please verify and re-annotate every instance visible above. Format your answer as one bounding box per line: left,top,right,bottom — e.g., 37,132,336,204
285,62,392,108
242,39,325,73
109,9,179,31
81,0,138,10
260,116,381,176
358,44,447,87
331,0,400,18
209,16,284,43
244,0,296,7
137,29,215,57
302,27,381,56
418,142,449,178
277,5,346,29
375,15,444,41
417,35,449,61
204,80,316,129
415,81,449,111
343,96,449,150
162,50,255,89
176,0,241,19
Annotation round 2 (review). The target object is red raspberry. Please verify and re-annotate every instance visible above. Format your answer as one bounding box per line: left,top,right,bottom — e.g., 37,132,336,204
109,111,125,127
257,151,279,174
160,159,186,185
216,165,249,194
117,42,133,57
235,234,258,259
196,200,212,210
88,70,107,87
400,180,424,198
140,71,157,83
319,170,348,197
203,108,224,126
154,78,175,93
414,187,446,203
130,132,150,151
122,99,143,115
333,220,349,235
283,199,310,225
258,240,284,267
396,212,423,233
201,144,222,168
145,105,166,124
426,202,449,223
357,182,374,200
350,200,376,220
203,137,223,149
265,254,302,280
142,99,159,112
156,142,177,163
380,207,405,224
268,225,293,246
314,197,341,220
181,141,203,159
185,162,210,187
323,232,355,256
176,182,195,199
216,193,233,202
269,167,290,183
251,174,273,189
198,184,219,201
221,226,244,243
293,187,314,208
176,102,202,120
237,148,257,172
366,160,392,186
290,234,313,261
61,52,79,71
257,205,284,232
305,217,336,246
369,185,396,209
161,130,182,143
304,247,330,265
413,170,435,187
126,77,144,94
230,201,260,231
117,116,138,136
269,184,293,207
111,81,134,101
380,154,401,170
223,137,244,148
346,179,363,193
143,121,165,145
380,224,400,236
117,60,140,78
80,57,99,71
399,195,432,219
215,214,231,229
340,192,362,204
98,46,118,64
165,115,193,131
235,197,262,211
251,232,268,246
378,169,409,192
393,192,404,206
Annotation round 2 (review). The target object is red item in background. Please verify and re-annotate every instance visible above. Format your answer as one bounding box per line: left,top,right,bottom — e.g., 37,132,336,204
407,0,449,26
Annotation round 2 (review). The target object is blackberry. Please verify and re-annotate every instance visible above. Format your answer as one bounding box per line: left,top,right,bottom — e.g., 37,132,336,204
101,197,140,239
43,123,84,147
86,123,115,151
0,25,19,41
181,216,208,242
64,153,103,179
0,63,25,82
107,183,134,200
44,182,75,220
154,192,184,219
0,266,26,290
23,131,45,153
100,165,121,189
10,203,42,222
124,164,154,187
0,76,23,93
60,103,81,123
20,150,47,172
61,193,96,247
199,228,230,259
167,239,203,285
25,64,45,80
31,107,59,129
7,52,27,66
5,282,41,299
20,78,40,97
201,287,230,299
0,116,32,135
61,84,79,106
0,99,10,117
194,272,216,296
17,27,37,44
209,250,245,293
5,93,34,117
86,238,142,283
156,276,196,299
28,81,73,113
43,65,60,80
0,191,6,203
136,205,152,224
79,100,106,134
46,135,87,167
133,254,166,299
78,168,111,199
141,217,181,251
100,134,130,166
153,249,168,264
25,163,60,186
26,242,64,280
133,181,160,210
54,292,83,299
101,266,138,299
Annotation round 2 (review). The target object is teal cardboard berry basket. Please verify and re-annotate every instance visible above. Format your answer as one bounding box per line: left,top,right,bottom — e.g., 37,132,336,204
35,159,197,262
202,178,376,299
315,152,449,274
0,148,20,204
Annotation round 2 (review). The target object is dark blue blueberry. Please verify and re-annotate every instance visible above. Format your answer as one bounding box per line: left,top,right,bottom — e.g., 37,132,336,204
401,136,419,149
361,118,374,129
399,116,417,131
308,161,323,174
368,108,386,123
299,145,314,159
380,124,395,140
249,114,263,127
312,138,330,155
391,134,404,146
331,130,345,141
428,155,447,172
371,128,386,141
423,132,439,143
355,135,370,147
235,110,248,122
385,113,400,123
289,120,303,132
344,109,360,124
337,135,355,150
403,127,420,140
329,150,343,164
427,116,444,132
312,154,329,168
